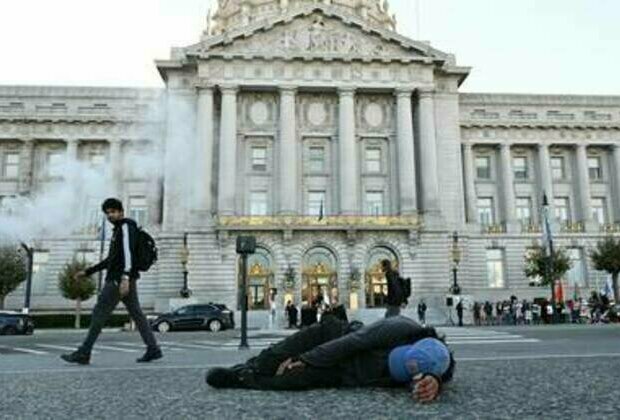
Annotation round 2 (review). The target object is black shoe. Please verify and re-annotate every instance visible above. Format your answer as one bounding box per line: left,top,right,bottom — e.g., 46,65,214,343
137,347,163,363
60,351,90,365
205,367,246,389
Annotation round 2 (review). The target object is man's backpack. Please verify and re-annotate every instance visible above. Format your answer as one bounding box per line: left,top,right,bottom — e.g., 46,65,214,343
134,228,158,272
399,276,412,299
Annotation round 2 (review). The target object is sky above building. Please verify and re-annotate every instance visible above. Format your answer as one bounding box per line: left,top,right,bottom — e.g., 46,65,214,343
0,0,618,95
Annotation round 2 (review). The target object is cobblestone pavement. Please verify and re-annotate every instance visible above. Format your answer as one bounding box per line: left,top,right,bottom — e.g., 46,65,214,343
1,324,619,419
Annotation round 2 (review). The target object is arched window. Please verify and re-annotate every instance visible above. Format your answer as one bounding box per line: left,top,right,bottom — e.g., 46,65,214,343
302,247,339,308
365,246,399,308
239,247,274,310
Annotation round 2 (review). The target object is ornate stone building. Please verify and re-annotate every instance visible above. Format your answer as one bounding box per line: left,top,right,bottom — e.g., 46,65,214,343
2,0,620,322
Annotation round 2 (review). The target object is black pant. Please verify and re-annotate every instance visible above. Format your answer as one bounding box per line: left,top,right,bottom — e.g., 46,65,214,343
238,315,349,390
79,279,158,355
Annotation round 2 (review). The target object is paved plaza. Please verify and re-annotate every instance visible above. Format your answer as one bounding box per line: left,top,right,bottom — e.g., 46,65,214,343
1,324,619,419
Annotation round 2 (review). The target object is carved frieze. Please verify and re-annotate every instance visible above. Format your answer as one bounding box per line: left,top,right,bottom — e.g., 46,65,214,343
239,92,278,130
356,94,395,133
298,93,338,131
207,14,415,59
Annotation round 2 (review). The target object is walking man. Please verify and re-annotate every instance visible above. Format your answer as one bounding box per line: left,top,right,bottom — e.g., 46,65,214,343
382,259,405,318
61,198,162,365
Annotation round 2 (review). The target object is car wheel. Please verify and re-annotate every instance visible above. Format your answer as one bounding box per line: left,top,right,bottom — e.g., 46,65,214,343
2,326,17,335
157,321,171,333
208,319,222,332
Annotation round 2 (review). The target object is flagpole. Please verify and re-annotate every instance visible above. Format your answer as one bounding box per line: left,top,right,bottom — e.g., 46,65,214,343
542,193,556,322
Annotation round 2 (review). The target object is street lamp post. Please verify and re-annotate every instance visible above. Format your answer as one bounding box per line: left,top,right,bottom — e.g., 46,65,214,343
450,231,462,295
20,243,34,315
236,235,257,350
180,232,192,298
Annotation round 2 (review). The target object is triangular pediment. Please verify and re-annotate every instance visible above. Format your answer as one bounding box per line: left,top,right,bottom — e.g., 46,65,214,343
187,5,451,63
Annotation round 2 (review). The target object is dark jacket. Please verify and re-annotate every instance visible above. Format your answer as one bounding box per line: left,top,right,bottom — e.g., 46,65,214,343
85,218,139,283
385,270,404,306
300,316,434,387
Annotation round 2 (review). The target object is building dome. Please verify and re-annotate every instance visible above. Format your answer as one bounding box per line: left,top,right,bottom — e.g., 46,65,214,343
205,0,397,36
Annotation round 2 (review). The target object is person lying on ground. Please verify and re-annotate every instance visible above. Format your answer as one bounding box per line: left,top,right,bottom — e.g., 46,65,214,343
206,314,454,403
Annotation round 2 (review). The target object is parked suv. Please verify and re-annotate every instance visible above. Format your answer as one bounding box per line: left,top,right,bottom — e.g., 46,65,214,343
0,311,35,335
150,303,234,333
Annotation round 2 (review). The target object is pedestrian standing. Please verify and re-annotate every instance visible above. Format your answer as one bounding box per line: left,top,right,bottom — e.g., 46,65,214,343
456,299,464,327
382,260,405,318
417,300,427,325
61,198,161,365
484,301,493,326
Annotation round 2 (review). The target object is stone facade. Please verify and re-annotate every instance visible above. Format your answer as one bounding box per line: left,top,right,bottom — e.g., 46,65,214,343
2,2,619,323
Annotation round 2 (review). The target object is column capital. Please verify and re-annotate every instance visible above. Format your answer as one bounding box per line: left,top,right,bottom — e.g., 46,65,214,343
196,83,215,93
279,85,298,94
338,87,356,96
394,87,414,98
219,84,239,94
417,87,435,98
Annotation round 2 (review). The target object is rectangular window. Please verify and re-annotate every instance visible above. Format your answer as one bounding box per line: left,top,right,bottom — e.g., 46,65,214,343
47,152,63,177
486,249,505,288
588,157,603,180
308,147,325,172
129,196,149,226
513,156,528,180
365,147,382,173
251,147,267,171
307,191,326,216
516,197,532,226
566,248,586,288
554,197,571,224
3,153,20,178
551,157,565,180
250,191,268,216
366,191,384,216
475,156,491,179
477,197,494,225
591,197,607,224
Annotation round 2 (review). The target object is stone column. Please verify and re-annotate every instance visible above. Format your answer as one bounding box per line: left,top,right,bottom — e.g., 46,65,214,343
537,143,555,223
462,143,477,223
500,143,517,230
338,88,359,215
613,145,620,222
279,86,298,215
66,138,79,161
417,88,440,215
576,144,592,226
19,139,35,194
218,85,239,215
195,85,215,220
395,88,417,215
109,138,123,196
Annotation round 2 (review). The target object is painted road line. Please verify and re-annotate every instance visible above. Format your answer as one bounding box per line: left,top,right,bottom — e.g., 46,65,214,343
0,346,49,356
159,341,218,350
35,344,100,354
111,341,183,352
448,338,540,344
92,344,139,353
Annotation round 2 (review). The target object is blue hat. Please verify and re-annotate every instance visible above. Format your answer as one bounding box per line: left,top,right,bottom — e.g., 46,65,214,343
388,338,451,383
